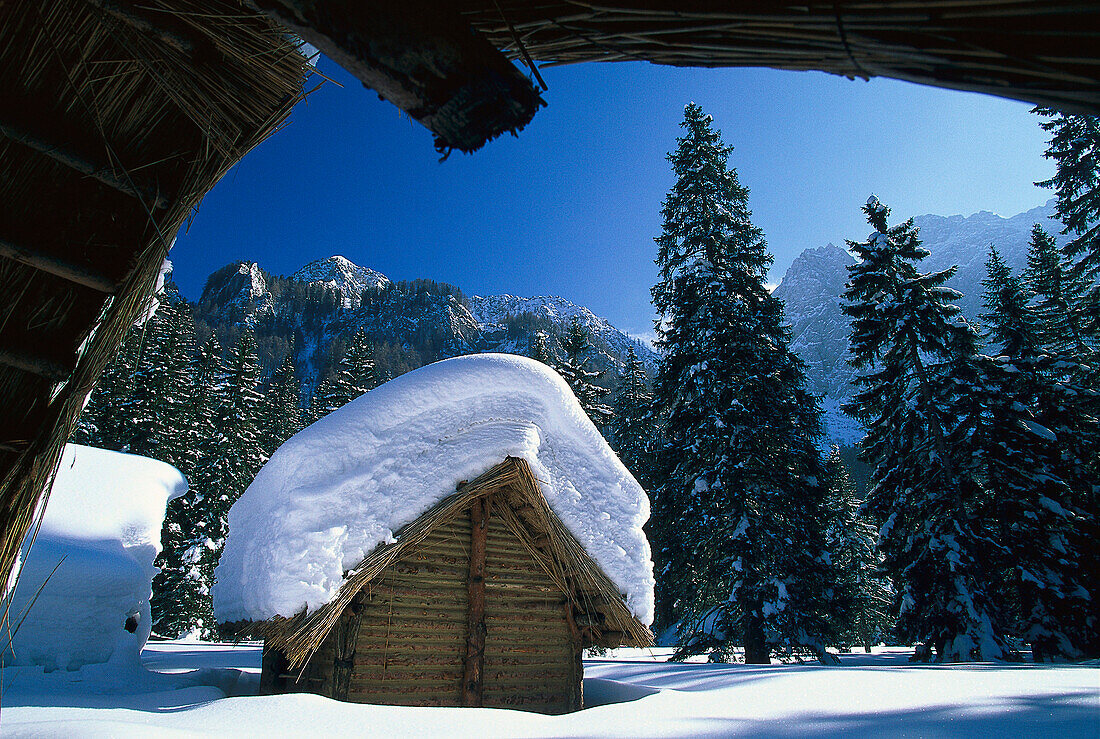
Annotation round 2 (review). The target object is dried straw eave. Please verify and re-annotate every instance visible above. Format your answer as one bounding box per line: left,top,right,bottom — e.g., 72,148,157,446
461,1,1100,112
256,458,652,669
0,0,311,607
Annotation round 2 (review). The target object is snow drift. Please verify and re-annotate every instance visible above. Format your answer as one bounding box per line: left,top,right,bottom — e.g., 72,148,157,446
213,353,654,626
2,445,187,671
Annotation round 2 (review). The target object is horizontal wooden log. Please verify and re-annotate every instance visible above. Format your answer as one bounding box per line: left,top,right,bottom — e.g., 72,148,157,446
354,655,464,669
0,237,119,293
356,634,465,650
351,668,462,680
483,641,571,655
357,620,466,635
0,345,72,382
0,118,169,209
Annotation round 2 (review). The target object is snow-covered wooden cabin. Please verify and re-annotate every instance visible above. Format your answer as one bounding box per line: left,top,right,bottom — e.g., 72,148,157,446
214,354,654,714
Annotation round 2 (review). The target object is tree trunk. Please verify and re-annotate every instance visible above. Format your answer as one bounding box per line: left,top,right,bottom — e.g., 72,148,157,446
743,611,769,664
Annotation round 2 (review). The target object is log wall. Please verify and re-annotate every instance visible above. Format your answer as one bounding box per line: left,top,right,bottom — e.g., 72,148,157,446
263,494,583,713
483,509,580,714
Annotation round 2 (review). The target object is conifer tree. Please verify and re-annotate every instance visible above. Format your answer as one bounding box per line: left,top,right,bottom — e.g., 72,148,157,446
71,326,142,448
609,348,656,490
165,330,266,635
259,348,303,456
980,249,1097,659
556,317,614,427
152,334,223,638
1024,224,1089,354
529,330,554,366
127,299,197,467
309,330,381,422
652,103,833,663
843,196,1009,661
822,448,893,652
982,247,1040,359
1036,109,1100,340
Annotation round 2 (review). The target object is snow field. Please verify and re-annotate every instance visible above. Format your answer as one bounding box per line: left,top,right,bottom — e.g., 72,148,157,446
3,644,1096,737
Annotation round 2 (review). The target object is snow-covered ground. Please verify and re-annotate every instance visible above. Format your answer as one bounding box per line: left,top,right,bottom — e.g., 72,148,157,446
3,643,1095,737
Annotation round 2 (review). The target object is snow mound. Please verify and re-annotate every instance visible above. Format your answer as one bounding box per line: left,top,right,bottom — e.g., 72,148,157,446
213,353,654,625
3,445,187,672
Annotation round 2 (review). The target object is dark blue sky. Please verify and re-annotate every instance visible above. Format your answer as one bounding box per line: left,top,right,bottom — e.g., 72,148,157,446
171,58,1053,338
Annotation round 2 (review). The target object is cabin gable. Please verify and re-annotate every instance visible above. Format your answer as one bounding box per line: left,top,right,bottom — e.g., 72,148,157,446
256,457,651,713
262,485,583,713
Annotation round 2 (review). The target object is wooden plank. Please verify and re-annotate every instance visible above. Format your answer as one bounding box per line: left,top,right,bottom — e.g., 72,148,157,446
462,496,489,707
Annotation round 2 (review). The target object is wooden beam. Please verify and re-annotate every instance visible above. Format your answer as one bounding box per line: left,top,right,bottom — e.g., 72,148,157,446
462,495,489,707
248,0,544,154
0,345,71,382
331,598,365,700
0,119,169,209
0,238,118,294
85,0,196,56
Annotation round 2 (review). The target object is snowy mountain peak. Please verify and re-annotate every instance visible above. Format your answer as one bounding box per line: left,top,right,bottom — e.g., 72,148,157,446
291,256,390,309
197,261,274,324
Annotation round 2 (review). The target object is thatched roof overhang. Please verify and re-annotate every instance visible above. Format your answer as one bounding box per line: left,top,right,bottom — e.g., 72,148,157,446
0,0,310,604
272,1,1100,146
249,0,547,155
248,457,653,671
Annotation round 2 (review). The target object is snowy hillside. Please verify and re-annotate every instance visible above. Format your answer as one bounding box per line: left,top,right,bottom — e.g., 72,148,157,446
291,255,389,309
915,199,1059,318
773,243,855,400
469,294,658,372
191,257,655,397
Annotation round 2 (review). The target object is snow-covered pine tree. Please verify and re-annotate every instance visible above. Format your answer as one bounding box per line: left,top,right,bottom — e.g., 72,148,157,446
1036,109,1100,342
309,330,381,422
651,103,833,664
1024,224,1090,355
259,347,303,457
982,246,1041,359
71,326,142,448
843,196,1009,662
609,347,656,490
974,248,1091,660
152,335,222,638
822,447,893,652
556,317,614,428
126,299,197,468
173,329,266,636
529,330,554,366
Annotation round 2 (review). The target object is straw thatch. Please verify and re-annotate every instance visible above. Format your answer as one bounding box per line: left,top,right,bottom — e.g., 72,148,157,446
250,457,652,675
458,1,1100,114
0,0,311,609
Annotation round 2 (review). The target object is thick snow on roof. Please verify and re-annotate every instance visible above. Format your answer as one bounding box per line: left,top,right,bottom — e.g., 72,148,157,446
4,445,187,671
213,353,654,626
